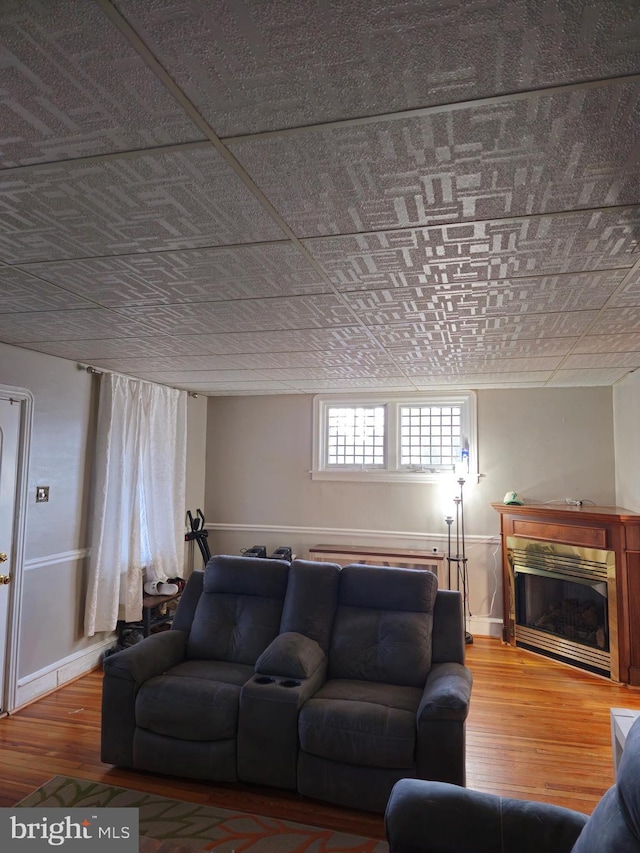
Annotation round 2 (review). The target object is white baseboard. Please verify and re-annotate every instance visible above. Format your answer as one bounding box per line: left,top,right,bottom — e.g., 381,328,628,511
14,637,114,710
468,615,503,638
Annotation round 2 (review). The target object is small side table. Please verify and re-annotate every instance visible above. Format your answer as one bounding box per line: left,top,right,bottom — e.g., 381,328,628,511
610,707,640,775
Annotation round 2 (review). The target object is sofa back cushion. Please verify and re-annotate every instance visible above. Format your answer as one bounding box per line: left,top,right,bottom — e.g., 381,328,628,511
280,559,341,653
328,564,438,687
187,555,290,665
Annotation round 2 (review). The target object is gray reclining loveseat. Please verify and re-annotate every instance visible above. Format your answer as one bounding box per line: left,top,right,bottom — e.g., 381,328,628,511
101,554,472,813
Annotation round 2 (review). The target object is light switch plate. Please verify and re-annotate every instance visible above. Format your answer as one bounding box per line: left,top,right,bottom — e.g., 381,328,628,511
36,486,50,502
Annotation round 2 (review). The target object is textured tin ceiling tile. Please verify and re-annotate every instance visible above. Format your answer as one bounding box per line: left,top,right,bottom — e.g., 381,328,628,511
573,334,640,353
413,374,550,388
0,307,152,343
305,215,639,287
546,368,631,385
18,336,213,360
364,311,598,346
253,364,405,380
273,377,414,391
562,352,640,369
230,83,640,234
0,0,202,167
170,327,379,354
114,294,355,335
116,0,640,134
341,272,622,324
588,307,640,335
402,356,563,374
389,337,580,359
0,265,95,312
25,242,327,306
229,349,395,369
0,148,283,264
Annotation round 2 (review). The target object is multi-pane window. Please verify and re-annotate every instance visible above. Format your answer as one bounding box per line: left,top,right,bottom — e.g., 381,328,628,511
399,405,461,468
326,406,385,467
313,393,476,483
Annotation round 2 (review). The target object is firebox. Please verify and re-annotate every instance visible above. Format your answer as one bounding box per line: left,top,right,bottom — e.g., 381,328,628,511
507,536,617,679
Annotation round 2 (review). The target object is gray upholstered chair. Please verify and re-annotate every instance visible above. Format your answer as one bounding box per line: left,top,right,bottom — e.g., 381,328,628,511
385,714,640,853
101,554,290,781
295,563,473,813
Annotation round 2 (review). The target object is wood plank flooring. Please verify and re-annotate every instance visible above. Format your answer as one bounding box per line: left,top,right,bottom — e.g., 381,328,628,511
1,636,640,839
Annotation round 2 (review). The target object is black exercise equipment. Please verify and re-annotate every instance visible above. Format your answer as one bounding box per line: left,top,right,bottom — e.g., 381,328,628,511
185,508,211,567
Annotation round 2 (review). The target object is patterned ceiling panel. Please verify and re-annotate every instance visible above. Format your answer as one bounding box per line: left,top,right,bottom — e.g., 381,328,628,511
168,328,380,354
389,338,580,359
562,352,640,369
231,81,640,235
364,312,598,346
172,379,297,392
413,373,550,387
305,214,640,288
0,308,154,344
0,266,95,312
401,356,563,375
228,350,397,369
114,295,356,335
0,0,202,167
18,336,213,360
132,369,262,383
0,147,283,264
24,243,327,306
253,365,405,380
573,334,640,353
547,368,631,385
342,273,623,325
587,307,640,335
88,354,247,372
609,267,640,307
270,378,415,391
0,2,639,392
116,0,640,135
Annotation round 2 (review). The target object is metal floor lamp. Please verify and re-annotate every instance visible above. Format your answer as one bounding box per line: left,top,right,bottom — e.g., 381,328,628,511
445,477,473,645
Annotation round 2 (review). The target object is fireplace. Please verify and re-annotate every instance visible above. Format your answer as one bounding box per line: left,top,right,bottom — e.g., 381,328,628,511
508,536,616,678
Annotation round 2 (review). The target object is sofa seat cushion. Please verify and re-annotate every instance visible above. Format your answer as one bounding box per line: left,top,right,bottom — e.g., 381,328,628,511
298,678,422,769
135,660,254,742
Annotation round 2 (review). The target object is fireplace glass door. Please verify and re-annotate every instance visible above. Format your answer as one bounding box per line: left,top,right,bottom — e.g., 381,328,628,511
507,536,616,678
515,568,608,652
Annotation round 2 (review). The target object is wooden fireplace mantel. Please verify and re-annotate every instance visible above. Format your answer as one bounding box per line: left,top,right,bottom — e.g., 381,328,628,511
492,502,640,685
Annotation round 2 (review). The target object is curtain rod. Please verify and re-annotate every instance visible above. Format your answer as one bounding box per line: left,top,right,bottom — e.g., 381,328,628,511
77,363,199,397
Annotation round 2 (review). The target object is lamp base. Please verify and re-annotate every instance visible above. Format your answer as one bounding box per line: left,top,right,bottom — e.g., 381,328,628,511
464,631,474,645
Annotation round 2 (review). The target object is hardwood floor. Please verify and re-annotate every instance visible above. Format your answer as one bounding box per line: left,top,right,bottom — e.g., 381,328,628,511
1,636,640,839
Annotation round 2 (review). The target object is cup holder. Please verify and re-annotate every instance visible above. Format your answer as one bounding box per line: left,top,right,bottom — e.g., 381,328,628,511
279,679,301,688
254,676,275,685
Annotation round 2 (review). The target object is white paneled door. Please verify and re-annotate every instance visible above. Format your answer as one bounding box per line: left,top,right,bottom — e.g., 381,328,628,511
0,397,22,714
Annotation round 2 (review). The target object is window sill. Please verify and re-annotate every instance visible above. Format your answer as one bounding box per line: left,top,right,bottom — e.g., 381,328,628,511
311,469,478,485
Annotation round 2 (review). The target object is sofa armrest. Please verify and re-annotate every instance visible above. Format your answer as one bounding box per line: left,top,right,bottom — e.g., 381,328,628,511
101,630,188,768
103,630,188,686
255,631,326,679
385,778,587,853
418,661,472,723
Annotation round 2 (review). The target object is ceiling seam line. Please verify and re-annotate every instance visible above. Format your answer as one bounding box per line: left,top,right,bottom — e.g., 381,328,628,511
223,73,640,143
544,255,640,385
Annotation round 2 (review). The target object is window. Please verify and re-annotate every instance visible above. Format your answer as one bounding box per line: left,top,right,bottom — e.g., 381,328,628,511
313,392,477,483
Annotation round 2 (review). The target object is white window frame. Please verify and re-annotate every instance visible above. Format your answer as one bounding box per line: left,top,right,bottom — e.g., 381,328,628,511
312,391,478,484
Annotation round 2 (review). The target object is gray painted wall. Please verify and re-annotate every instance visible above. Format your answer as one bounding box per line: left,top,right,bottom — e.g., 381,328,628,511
0,342,207,690
205,387,616,623
614,370,640,513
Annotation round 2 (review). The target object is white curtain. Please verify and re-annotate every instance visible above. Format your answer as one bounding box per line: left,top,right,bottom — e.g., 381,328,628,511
85,373,187,636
